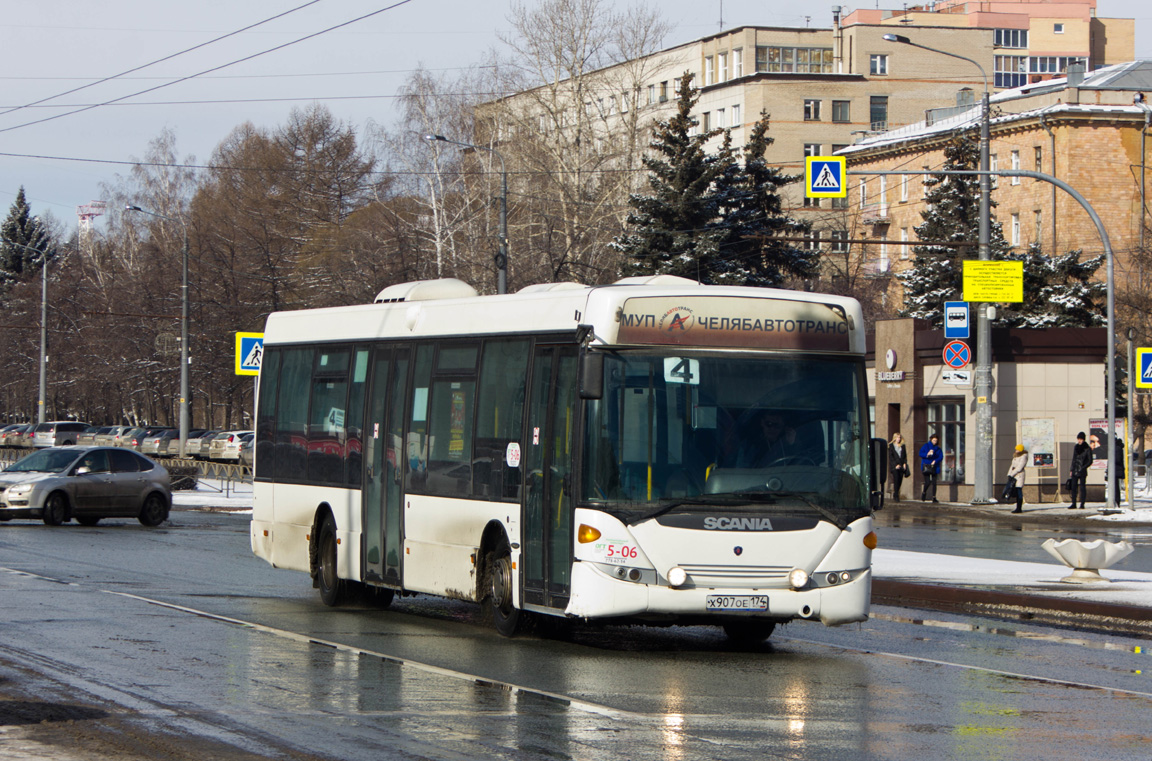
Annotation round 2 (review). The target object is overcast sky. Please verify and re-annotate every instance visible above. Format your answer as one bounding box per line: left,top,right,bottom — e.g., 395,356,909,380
2,0,1149,232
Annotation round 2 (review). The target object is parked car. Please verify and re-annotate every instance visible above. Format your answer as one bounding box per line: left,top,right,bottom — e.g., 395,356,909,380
0,446,171,526
238,435,253,469
94,426,135,448
139,429,179,458
2,425,34,448
31,421,92,448
76,426,108,446
0,424,25,447
209,431,253,461
122,426,170,451
186,430,220,460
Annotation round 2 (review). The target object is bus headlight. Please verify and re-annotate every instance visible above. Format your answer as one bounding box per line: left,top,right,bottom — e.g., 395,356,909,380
666,566,688,588
788,568,809,589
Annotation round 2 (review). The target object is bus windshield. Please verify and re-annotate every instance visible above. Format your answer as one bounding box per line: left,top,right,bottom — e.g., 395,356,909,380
582,351,869,526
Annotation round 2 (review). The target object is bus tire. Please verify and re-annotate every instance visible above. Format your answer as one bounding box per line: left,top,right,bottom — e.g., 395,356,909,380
317,515,347,607
722,620,776,645
486,539,524,637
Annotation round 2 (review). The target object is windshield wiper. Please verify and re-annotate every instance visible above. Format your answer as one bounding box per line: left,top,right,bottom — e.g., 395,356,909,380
640,494,769,521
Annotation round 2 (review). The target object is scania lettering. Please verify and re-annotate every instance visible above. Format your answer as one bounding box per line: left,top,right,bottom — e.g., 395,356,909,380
251,275,885,644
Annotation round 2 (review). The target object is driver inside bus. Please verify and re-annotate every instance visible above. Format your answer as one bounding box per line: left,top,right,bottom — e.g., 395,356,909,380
737,411,798,468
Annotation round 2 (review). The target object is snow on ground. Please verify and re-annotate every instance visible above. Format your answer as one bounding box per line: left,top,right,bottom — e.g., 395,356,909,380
172,478,252,513
874,548,1152,608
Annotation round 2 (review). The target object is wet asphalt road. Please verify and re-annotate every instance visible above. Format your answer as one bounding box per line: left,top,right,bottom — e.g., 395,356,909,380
1,509,1151,760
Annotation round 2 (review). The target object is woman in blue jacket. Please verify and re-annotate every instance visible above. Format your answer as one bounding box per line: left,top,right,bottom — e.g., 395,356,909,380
919,434,943,503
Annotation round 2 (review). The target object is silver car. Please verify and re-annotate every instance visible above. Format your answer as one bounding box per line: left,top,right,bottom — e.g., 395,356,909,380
0,446,171,527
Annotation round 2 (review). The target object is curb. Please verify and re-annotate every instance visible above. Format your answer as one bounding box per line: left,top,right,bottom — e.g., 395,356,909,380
872,579,1152,637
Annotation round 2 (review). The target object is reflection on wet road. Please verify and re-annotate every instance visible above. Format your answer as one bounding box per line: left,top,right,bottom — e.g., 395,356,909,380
1,511,1150,760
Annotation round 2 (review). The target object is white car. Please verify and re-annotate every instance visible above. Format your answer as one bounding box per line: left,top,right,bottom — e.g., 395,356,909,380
209,431,253,461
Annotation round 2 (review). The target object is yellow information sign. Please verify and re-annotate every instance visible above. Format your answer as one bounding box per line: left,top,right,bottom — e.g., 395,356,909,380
962,260,1023,303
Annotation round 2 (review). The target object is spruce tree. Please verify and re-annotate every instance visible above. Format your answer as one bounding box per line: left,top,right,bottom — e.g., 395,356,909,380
711,112,818,287
613,72,730,281
897,135,1009,325
997,244,1105,327
0,186,54,296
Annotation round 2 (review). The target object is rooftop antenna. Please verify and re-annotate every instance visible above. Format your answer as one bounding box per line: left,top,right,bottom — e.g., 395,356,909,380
805,16,812,27
719,0,723,32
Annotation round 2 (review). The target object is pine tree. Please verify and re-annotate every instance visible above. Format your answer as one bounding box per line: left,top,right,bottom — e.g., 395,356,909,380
897,135,1009,325
997,244,1105,327
711,112,818,287
612,72,730,280
0,186,54,296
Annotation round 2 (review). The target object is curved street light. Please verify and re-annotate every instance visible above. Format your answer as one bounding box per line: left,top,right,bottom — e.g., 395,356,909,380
125,205,190,458
423,134,508,294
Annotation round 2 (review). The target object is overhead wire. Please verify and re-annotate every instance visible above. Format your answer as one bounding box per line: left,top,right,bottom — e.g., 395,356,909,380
0,0,415,136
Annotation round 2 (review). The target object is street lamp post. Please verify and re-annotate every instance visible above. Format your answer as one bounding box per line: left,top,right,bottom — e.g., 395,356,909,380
423,134,508,294
125,205,190,458
883,33,996,503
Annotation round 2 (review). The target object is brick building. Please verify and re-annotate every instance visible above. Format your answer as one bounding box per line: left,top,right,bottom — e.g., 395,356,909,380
839,60,1152,288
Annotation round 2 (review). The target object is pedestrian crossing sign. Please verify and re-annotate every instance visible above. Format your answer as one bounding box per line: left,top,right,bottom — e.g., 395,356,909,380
236,332,264,376
1138,347,1152,389
805,156,847,198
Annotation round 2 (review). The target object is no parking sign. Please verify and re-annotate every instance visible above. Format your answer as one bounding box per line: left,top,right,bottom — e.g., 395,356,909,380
943,340,971,370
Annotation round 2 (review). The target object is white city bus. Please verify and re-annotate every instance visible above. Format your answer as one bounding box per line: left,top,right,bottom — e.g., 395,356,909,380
251,275,884,642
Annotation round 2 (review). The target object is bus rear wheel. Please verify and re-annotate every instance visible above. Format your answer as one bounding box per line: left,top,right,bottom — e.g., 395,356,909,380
722,620,776,645
317,515,347,607
487,541,524,637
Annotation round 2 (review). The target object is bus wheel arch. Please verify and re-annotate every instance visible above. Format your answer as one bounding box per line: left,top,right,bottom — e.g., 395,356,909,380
479,522,526,636
311,505,347,607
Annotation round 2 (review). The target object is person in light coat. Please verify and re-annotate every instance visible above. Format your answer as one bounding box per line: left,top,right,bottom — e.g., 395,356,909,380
1006,445,1028,514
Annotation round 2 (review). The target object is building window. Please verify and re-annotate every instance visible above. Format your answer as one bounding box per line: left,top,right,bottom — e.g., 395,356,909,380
716,107,726,128
804,143,821,158
1011,150,1020,184
831,195,848,209
993,28,1028,48
1034,145,1043,172
733,48,743,77
647,84,656,106
705,56,714,85
1054,23,1064,34
804,196,821,208
755,46,834,73
830,230,849,253
803,230,821,249
731,104,741,128
927,401,965,484
659,81,668,102
870,54,888,75
990,154,999,189
995,55,1027,88
832,100,850,123
1030,56,1084,75
859,180,867,208
1034,209,1043,244
1011,213,1021,245
702,112,711,131
923,168,931,198
804,99,821,121
900,227,909,258
900,174,909,202
719,52,728,82
869,96,888,130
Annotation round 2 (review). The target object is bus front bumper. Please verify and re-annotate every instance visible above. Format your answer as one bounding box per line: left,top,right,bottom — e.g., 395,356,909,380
565,561,871,627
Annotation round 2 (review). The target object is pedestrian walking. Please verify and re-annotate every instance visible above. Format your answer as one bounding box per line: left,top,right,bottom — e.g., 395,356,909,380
1006,444,1027,514
1067,431,1091,510
919,434,943,503
888,432,909,501
1109,436,1126,507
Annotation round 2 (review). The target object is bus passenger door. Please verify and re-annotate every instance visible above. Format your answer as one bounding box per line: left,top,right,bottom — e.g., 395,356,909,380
522,346,577,610
363,348,408,586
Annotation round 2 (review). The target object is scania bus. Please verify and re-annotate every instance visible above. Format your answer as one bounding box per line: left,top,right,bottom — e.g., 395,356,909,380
251,275,885,643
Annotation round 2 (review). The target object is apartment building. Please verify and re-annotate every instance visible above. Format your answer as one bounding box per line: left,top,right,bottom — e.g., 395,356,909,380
843,0,1134,87
840,60,1152,296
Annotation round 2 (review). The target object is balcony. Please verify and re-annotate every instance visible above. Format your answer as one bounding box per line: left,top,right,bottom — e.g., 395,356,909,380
861,202,890,226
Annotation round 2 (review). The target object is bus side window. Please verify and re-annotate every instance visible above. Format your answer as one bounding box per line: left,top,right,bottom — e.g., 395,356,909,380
405,345,434,493
275,348,313,481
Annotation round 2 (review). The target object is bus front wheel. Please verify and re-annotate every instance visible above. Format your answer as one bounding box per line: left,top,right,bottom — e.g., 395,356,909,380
487,540,524,637
317,515,347,607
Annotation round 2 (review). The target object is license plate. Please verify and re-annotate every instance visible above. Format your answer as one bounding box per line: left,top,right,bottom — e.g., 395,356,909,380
706,595,768,611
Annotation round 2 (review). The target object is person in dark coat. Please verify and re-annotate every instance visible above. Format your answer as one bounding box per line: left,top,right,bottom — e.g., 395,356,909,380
919,434,943,503
1067,431,1092,510
888,432,909,501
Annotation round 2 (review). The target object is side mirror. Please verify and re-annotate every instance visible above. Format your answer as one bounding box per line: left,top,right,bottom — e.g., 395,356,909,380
579,351,603,400
869,437,888,511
